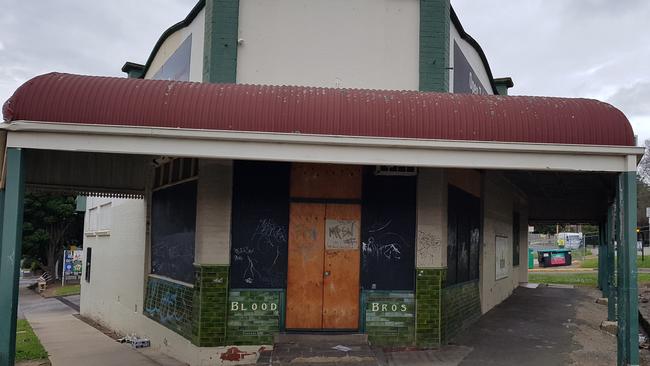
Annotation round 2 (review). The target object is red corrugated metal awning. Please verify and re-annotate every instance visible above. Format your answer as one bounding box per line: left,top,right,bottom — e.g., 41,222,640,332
2,73,635,146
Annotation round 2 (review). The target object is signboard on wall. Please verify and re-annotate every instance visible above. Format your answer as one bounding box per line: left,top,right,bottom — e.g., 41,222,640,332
453,41,488,95
495,236,509,280
152,34,192,82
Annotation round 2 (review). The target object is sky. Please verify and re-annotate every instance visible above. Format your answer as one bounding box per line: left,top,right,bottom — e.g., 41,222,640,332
1,0,648,144
452,0,650,145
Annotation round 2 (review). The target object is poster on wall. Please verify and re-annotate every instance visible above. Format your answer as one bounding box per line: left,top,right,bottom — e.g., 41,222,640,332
64,250,83,276
453,41,488,95
62,249,84,285
495,236,509,280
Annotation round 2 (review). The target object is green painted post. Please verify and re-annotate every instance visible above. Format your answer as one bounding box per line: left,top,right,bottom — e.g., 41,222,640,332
0,148,25,366
598,222,605,291
618,170,639,366
616,174,626,364
598,219,609,297
607,203,616,321
279,289,286,332
359,290,367,333
419,0,450,92
203,0,239,83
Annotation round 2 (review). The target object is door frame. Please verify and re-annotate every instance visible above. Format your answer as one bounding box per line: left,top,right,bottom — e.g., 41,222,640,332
284,198,363,332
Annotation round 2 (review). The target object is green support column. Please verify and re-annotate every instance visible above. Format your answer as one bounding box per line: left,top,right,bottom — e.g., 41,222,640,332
618,171,639,366
616,176,625,363
203,0,239,83
0,148,25,366
598,221,605,291
607,203,616,321
419,0,450,92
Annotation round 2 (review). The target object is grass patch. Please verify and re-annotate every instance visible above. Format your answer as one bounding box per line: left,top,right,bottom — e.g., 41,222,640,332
638,257,650,268
529,273,650,287
557,248,592,256
16,319,48,362
529,273,598,286
53,284,80,297
579,256,650,269
580,258,598,268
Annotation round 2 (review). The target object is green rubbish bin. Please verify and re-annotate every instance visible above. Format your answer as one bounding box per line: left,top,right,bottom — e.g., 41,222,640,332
528,248,535,269
537,249,572,268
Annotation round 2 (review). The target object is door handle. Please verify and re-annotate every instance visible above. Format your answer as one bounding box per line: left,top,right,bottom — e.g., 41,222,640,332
324,271,331,277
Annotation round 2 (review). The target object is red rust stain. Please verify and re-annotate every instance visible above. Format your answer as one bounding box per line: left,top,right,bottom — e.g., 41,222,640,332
220,347,255,362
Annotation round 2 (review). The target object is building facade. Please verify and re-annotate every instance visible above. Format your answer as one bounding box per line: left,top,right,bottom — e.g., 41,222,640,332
24,1,595,365
92,1,517,364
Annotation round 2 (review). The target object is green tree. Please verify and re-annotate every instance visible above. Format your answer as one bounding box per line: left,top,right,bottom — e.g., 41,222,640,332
22,193,83,273
533,224,573,234
638,176,650,228
581,224,599,236
637,139,650,228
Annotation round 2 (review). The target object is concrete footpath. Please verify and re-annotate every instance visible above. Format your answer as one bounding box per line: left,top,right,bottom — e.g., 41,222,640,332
16,282,631,366
19,286,186,366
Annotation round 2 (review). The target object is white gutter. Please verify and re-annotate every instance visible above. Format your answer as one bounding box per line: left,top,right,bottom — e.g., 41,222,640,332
2,121,644,172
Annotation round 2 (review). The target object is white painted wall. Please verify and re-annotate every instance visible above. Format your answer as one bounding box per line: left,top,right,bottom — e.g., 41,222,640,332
80,197,147,337
237,0,420,90
195,159,233,265
479,172,528,313
416,168,447,268
144,8,205,82
449,22,494,95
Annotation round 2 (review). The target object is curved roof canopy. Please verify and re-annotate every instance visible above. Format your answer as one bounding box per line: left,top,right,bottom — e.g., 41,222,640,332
2,73,635,147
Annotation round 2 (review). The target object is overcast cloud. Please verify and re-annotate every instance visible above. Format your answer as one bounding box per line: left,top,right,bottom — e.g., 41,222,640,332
452,0,650,144
1,0,648,144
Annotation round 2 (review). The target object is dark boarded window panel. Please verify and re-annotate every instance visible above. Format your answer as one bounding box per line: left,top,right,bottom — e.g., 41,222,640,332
361,168,416,291
513,212,520,266
447,185,481,286
230,161,290,289
457,209,470,283
469,198,481,280
151,180,197,284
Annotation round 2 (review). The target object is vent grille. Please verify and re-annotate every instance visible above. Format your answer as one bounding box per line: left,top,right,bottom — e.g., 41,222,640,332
374,166,417,176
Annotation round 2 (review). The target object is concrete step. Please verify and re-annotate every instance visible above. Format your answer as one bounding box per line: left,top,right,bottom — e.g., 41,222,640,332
269,333,376,365
274,333,368,344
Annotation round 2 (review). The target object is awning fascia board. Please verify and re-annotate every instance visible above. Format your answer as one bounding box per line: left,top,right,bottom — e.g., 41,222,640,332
3,121,644,173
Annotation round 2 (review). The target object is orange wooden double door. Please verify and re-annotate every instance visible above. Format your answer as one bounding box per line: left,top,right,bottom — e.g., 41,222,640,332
285,164,362,330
